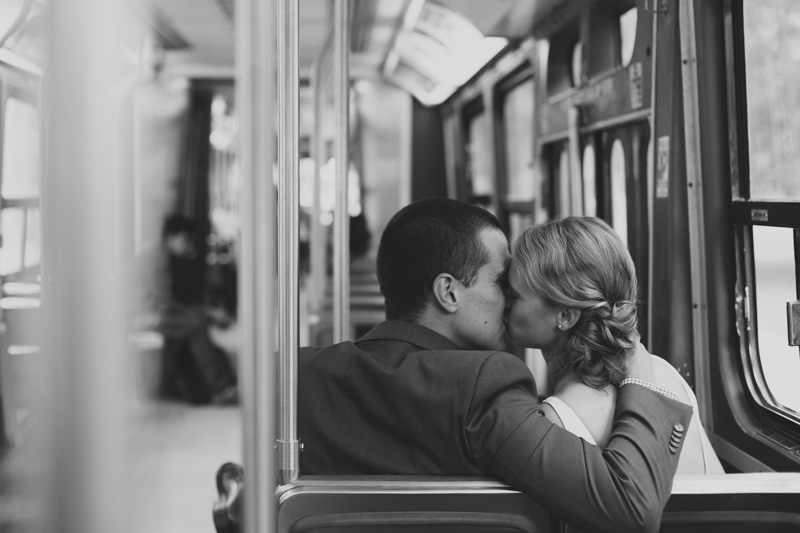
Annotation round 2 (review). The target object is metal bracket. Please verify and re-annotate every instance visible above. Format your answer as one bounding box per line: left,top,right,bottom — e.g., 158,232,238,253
644,0,669,14
276,439,302,484
788,301,800,346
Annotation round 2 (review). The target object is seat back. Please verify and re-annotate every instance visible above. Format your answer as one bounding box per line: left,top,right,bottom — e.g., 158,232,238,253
663,473,800,532
213,467,800,533
276,477,552,533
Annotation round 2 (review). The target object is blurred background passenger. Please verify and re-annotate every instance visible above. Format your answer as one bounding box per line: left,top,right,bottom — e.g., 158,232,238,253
132,214,238,405
507,217,723,474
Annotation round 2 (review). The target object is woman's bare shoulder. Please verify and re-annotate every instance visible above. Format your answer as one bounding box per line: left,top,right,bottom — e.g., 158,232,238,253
538,399,564,428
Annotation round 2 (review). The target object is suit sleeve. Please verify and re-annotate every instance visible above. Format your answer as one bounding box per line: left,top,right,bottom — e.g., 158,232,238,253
465,353,693,533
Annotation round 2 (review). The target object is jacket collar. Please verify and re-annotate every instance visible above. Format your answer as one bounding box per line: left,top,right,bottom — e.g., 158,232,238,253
357,320,459,352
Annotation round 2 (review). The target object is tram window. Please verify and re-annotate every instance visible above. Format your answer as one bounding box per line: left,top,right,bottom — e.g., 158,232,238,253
582,144,597,216
571,42,583,87
742,1,800,201
558,148,570,215
1,97,40,199
0,207,39,276
466,110,494,200
751,226,800,415
619,7,637,68
547,21,581,95
609,139,628,246
502,78,535,202
734,1,800,427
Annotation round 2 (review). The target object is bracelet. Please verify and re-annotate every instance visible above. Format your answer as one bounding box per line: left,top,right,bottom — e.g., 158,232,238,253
619,378,681,403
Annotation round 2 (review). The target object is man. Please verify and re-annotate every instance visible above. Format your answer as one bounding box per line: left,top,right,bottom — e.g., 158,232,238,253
133,214,238,405
297,198,692,532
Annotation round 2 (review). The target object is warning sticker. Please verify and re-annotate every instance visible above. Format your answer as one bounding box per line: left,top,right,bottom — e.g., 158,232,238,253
656,136,670,198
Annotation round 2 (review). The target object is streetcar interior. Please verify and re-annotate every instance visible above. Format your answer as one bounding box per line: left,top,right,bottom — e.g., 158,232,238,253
0,0,800,531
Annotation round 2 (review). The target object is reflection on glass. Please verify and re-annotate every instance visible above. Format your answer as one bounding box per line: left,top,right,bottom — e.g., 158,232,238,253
610,139,628,246
743,1,800,200
503,79,535,202
467,112,493,197
2,98,40,199
582,144,596,216
619,7,638,67
753,226,800,413
571,41,582,87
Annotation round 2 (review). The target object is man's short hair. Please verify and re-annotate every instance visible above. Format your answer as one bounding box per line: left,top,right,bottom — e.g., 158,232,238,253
377,198,504,321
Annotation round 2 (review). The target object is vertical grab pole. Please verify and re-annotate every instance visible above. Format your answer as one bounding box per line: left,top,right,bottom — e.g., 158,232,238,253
309,58,323,321
276,0,301,484
44,0,128,531
309,44,330,326
333,0,350,343
567,106,584,216
678,0,712,429
236,0,276,527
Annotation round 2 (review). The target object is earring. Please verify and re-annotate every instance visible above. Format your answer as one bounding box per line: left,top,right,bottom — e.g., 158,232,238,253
557,323,563,330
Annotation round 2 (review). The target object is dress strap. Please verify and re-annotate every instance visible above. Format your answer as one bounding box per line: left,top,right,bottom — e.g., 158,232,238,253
541,396,597,445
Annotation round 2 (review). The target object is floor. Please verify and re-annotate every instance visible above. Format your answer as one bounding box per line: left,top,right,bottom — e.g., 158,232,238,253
0,397,242,533
128,400,242,533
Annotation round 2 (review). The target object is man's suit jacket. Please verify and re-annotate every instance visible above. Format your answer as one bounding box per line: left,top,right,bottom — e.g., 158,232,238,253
298,321,693,532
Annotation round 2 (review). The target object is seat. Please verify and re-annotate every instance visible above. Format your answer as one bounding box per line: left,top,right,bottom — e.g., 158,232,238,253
214,467,800,533
276,477,551,533
663,473,800,532
213,465,553,533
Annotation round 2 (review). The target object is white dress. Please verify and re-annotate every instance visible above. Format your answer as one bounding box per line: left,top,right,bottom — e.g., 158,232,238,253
540,395,597,444
542,356,724,474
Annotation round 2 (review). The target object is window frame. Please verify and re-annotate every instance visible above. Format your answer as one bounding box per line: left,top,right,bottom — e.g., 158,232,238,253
0,74,41,283
726,0,800,435
494,64,538,234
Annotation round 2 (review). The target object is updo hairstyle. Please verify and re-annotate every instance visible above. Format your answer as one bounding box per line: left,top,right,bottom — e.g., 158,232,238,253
512,217,639,388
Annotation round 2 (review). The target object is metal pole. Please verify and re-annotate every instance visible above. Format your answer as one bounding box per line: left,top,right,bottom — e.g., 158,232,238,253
678,0,712,429
647,5,659,350
44,0,128,531
276,0,301,484
236,0,276,528
309,44,330,322
333,0,350,342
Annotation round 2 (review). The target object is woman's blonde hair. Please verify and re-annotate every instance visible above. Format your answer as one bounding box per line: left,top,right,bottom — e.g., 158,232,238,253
512,216,639,388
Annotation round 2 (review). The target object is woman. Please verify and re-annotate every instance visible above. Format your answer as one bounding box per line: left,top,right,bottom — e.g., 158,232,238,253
507,216,723,474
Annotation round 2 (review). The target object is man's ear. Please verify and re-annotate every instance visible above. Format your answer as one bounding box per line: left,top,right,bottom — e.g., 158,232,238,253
432,273,459,314
558,307,580,331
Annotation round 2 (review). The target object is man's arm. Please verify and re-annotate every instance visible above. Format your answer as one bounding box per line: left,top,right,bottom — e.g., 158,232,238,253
466,352,692,533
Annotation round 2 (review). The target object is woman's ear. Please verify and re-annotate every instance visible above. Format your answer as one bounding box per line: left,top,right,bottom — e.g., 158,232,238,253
558,307,580,331
432,273,458,313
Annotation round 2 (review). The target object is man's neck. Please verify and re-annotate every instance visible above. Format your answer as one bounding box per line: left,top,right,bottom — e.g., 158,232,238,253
413,311,461,350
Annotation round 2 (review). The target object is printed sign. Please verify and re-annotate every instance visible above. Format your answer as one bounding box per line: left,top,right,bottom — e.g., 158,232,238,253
656,136,670,198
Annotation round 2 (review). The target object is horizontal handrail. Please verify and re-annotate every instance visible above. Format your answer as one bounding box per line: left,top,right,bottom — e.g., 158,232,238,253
671,473,800,494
